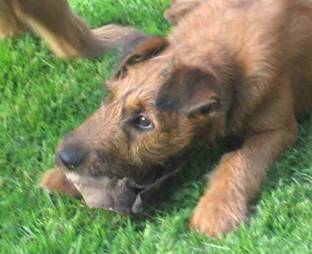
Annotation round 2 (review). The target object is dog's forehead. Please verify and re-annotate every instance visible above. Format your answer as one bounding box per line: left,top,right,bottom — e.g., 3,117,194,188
111,57,171,102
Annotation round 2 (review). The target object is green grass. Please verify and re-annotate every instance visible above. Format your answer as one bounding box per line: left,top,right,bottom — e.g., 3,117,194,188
1,0,312,253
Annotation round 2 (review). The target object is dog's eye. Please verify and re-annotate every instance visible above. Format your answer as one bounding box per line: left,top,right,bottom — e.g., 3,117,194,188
133,115,154,131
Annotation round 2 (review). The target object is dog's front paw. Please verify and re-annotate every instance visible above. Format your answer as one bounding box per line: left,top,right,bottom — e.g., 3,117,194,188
41,168,80,197
189,194,247,238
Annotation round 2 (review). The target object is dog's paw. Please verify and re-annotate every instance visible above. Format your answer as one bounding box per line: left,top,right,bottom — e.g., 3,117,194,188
189,194,247,238
41,168,80,197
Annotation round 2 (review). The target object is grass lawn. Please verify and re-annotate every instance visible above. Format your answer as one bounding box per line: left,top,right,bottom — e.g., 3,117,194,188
1,0,312,253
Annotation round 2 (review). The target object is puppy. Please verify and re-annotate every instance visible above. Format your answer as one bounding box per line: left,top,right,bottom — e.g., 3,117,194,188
42,0,312,237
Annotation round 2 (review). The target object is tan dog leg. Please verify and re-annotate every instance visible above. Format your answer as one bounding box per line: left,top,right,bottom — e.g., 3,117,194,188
12,0,107,58
41,168,80,197
12,0,137,58
190,123,298,237
0,0,26,38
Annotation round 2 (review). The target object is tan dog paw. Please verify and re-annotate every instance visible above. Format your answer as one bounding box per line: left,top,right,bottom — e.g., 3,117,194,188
41,168,80,197
189,195,247,238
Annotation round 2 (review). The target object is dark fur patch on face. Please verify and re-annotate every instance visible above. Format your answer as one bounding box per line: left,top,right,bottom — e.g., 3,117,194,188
117,32,150,59
156,65,221,117
116,37,169,78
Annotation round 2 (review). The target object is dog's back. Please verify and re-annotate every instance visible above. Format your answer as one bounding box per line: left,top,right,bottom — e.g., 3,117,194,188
170,0,312,117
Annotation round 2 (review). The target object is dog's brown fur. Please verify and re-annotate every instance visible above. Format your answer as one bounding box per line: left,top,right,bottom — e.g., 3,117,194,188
41,168,81,197
0,0,143,58
0,0,26,38
41,0,312,237
165,0,203,25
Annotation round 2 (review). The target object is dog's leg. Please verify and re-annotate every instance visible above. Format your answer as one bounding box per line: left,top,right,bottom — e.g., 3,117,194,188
165,0,203,25
12,0,102,58
190,122,298,237
41,168,80,197
0,0,26,38
12,0,138,58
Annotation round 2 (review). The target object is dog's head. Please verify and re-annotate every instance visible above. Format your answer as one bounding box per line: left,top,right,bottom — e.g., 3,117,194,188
57,36,230,213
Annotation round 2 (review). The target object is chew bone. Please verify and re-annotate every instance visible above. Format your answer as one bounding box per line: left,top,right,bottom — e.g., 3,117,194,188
65,163,183,214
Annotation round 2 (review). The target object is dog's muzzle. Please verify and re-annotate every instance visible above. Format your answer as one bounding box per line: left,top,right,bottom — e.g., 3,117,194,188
66,161,183,214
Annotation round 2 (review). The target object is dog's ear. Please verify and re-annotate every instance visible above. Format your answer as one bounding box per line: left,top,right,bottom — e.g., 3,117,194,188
156,65,222,118
116,36,169,78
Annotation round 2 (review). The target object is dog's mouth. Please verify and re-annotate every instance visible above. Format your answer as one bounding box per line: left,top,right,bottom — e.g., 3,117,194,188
66,160,183,214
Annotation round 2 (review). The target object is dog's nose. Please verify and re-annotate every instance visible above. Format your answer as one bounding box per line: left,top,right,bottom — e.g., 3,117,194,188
58,147,86,170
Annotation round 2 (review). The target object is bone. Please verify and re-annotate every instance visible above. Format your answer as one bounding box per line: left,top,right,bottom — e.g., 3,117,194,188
66,162,184,214
66,172,137,214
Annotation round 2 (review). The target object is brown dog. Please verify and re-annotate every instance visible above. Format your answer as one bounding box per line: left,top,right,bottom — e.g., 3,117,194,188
41,0,312,237
0,0,147,58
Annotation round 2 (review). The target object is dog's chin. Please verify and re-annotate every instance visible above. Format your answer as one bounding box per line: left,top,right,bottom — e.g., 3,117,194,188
65,161,183,214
